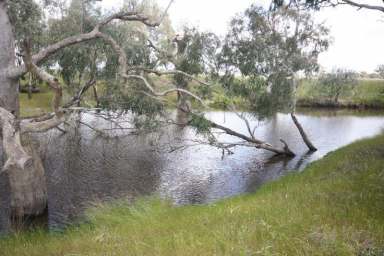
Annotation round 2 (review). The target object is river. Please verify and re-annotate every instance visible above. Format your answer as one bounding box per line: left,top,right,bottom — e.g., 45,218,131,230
2,108,384,229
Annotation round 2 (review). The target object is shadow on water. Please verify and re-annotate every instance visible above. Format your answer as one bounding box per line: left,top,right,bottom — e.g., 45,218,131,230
1,108,384,231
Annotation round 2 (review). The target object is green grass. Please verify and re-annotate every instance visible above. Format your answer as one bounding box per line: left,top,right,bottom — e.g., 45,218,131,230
297,79,384,108
19,92,53,117
352,80,384,107
19,82,98,117
1,134,384,255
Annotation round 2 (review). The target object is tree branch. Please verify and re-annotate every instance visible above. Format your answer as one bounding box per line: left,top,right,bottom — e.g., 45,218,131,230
342,0,384,12
125,74,205,105
21,115,66,134
7,10,166,78
290,112,317,151
23,41,63,117
209,120,295,156
127,66,211,86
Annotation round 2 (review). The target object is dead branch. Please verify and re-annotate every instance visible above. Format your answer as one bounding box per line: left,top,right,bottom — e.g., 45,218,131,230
63,79,96,108
177,106,296,156
228,105,257,140
290,112,317,151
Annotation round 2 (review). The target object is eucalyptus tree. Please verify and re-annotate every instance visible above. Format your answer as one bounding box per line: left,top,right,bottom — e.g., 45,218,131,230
44,0,104,93
168,27,220,114
318,69,358,104
1,0,193,232
271,0,384,13
0,0,330,233
218,4,329,151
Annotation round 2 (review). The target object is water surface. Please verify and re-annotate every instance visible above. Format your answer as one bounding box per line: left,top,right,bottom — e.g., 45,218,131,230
2,108,384,229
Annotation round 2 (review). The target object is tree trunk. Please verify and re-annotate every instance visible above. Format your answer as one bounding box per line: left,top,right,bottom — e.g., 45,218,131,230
0,109,47,218
27,73,33,100
334,91,340,104
290,77,317,152
93,84,100,108
176,91,191,124
0,1,47,232
290,112,317,152
0,1,19,116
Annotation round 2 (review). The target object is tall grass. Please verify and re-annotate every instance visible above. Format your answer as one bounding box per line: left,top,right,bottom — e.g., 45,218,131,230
297,79,384,108
1,134,384,255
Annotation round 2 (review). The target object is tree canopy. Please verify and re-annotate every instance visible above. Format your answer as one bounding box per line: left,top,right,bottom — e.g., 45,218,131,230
271,0,384,13
219,4,329,116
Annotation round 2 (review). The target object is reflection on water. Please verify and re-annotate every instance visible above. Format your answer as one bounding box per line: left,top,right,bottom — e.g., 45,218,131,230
2,109,384,229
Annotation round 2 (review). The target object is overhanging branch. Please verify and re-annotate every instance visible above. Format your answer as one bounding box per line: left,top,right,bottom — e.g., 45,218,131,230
7,6,172,79
341,0,384,12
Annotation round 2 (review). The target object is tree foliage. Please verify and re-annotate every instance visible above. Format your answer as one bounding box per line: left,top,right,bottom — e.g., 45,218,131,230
222,5,329,77
271,0,384,13
318,68,358,103
6,0,44,49
219,4,329,117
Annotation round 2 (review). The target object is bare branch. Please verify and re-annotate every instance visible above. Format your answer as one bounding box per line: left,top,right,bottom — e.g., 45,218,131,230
21,115,66,134
290,112,317,151
158,0,175,24
228,105,257,140
183,109,296,156
341,0,384,12
63,79,96,108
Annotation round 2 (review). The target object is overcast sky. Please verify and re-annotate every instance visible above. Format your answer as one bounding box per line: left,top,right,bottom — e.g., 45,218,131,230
101,0,384,73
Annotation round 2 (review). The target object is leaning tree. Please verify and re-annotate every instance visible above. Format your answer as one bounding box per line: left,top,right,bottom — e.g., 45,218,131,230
0,0,329,232
150,4,330,157
0,0,196,232
214,4,330,152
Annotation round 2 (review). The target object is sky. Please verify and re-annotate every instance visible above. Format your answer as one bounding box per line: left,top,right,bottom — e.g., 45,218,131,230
101,0,384,73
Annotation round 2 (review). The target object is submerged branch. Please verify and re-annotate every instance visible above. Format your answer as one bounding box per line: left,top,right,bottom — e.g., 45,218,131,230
290,112,317,152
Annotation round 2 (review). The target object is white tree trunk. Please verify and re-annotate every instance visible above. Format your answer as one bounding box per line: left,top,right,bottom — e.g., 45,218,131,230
0,1,19,115
291,77,317,152
0,1,47,232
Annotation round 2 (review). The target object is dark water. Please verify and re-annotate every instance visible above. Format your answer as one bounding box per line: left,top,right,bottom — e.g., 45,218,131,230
3,109,384,229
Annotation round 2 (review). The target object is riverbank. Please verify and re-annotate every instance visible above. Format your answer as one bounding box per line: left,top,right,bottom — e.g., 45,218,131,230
297,79,384,109
1,134,384,255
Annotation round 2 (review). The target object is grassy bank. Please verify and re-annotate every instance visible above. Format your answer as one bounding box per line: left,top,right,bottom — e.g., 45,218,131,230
297,79,384,109
1,135,384,255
